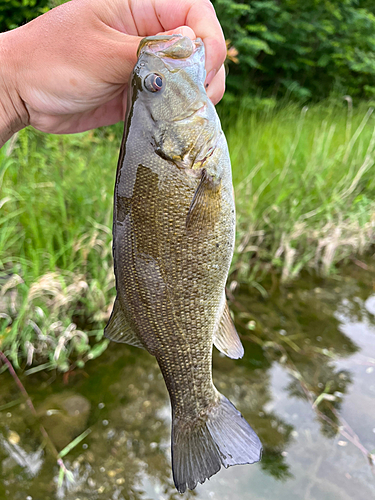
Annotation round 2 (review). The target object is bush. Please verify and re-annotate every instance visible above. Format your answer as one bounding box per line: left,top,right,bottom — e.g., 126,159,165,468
0,0,50,32
213,0,375,101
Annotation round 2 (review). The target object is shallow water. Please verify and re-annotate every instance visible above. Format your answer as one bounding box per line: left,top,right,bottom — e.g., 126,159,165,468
1,260,375,500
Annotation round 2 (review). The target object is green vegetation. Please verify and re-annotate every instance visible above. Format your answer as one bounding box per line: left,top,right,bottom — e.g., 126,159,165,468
1,101,375,369
0,129,116,371
214,0,375,102
0,0,49,31
226,99,375,284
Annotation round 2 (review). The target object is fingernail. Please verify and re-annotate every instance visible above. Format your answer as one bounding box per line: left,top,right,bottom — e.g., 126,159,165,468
205,69,217,88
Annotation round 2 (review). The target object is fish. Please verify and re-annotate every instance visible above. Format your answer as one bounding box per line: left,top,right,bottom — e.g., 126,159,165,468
105,34,262,493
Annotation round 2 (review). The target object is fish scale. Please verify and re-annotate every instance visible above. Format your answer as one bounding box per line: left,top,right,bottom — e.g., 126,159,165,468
105,34,262,493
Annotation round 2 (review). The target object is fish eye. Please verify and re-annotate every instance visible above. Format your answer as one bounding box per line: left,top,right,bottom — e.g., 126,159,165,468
144,73,164,92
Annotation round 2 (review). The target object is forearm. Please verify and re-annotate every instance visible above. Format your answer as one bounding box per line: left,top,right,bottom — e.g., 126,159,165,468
0,31,29,148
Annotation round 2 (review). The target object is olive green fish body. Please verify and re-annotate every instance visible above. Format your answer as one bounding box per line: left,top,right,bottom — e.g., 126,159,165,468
106,35,262,493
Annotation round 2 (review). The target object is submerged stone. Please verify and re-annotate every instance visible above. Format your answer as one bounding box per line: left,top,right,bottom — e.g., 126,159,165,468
36,392,91,450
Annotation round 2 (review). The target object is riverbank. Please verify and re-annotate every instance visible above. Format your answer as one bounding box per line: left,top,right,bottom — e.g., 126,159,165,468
1,100,374,370
226,100,375,284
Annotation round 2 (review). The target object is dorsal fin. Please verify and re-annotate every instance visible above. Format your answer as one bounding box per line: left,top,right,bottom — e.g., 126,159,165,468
213,301,244,359
104,297,144,349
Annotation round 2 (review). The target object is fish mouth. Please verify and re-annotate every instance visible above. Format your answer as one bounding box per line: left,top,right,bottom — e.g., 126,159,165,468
137,35,204,65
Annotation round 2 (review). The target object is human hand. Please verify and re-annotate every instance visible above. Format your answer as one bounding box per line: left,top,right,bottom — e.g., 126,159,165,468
0,0,226,144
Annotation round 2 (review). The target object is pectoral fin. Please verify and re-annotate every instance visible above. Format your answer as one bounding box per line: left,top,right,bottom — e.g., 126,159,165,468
104,297,144,349
186,169,221,230
213,301,244,359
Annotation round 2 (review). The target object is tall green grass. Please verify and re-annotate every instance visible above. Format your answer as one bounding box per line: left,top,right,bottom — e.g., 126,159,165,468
0,128,119,370
223,100,375,283
1,100,375,369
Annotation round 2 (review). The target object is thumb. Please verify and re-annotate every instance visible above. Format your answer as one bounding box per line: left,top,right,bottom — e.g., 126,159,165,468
110,27,196,86
108,32,143,84
158,25,196,40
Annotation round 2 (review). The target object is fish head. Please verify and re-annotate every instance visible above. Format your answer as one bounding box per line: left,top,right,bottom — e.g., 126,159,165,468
129,35,220,170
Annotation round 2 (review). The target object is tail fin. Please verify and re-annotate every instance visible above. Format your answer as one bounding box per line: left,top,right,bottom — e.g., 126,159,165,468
172,394,262,493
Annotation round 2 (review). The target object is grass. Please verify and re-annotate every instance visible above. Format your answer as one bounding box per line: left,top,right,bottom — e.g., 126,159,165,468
1,99,375,369
224,99,375,283
0,128,116,370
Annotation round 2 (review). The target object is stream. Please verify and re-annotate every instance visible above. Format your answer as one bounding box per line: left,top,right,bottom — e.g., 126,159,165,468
1,259,375,500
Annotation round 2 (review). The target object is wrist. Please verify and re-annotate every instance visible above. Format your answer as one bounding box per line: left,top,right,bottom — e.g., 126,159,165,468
0,30,29,148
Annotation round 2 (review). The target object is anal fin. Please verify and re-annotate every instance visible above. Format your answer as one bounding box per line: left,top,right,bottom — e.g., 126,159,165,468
104,297,144,349
213,301,244,359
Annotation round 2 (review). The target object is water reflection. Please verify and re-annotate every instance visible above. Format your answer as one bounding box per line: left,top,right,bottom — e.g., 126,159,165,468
1,261,375,499
0,434,43,477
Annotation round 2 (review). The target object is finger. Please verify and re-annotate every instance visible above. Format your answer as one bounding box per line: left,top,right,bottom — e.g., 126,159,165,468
160,25,196,40
185,2,226,86
206,64,225,105
156,0,226,85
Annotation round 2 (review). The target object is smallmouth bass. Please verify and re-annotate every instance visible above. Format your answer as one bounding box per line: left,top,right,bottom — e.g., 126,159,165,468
105,34,262,493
